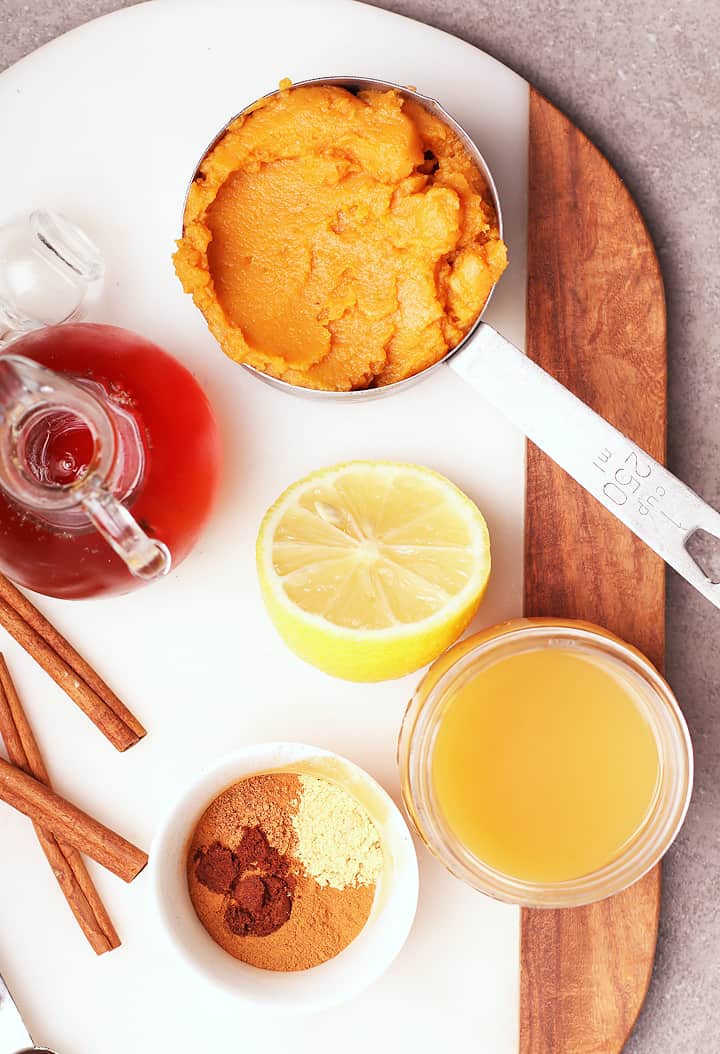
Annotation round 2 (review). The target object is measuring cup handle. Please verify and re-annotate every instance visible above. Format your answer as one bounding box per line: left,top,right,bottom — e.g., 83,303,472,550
450,323,720,610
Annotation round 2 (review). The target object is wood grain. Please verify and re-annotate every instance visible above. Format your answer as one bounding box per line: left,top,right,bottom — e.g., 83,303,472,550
522,88,666,1053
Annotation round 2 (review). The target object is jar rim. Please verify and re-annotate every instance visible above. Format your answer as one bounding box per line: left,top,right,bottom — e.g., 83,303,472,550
398,618,693,908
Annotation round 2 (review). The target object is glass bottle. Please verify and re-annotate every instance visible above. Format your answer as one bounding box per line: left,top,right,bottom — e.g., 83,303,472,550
0,323,222,599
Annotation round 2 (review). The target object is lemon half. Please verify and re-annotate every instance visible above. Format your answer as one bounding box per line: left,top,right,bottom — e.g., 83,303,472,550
256,461,491,681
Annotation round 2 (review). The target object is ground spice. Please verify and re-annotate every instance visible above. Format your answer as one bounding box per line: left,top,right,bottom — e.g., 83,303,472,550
221,874,375,971
194,826,295,938
190,772,299,856
186,771,383,971
194,842,237,893
293,774,383,888
226,871,295,937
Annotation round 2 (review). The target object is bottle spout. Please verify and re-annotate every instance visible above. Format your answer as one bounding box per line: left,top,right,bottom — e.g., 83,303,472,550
0,353,102,427
0,354,39,418
82,479,172,581
0,354,116,512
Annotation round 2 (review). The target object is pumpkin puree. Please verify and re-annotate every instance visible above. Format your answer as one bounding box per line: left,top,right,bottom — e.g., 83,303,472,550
174,84,507,390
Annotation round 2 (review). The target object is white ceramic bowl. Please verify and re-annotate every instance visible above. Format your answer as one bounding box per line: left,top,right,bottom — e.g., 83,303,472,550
151,742,419,1013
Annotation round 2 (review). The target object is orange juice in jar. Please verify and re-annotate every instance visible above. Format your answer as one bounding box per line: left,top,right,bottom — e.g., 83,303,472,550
399,619,692,907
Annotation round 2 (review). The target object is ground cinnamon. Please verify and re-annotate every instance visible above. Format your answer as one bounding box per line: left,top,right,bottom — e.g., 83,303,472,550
187,772,382,971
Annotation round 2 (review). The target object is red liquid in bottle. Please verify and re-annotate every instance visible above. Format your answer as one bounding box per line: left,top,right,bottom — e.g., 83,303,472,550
0,323,222,599
23,409,95,487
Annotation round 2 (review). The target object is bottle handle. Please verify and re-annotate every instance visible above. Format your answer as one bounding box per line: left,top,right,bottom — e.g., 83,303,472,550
82,479,171,581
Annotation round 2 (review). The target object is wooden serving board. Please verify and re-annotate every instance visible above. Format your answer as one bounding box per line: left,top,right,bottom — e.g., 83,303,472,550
522,88,666,1053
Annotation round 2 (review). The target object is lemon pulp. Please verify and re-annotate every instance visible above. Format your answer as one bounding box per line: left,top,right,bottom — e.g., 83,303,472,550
256,462,491,680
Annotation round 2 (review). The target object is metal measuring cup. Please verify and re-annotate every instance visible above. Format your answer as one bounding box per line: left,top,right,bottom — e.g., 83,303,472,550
0,973,57,1054
184,76,720,610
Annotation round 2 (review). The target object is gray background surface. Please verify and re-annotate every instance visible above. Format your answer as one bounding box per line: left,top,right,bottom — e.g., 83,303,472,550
0,0,717,1049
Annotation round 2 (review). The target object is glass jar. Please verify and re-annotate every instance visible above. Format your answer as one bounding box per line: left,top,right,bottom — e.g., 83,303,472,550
398,618,693,908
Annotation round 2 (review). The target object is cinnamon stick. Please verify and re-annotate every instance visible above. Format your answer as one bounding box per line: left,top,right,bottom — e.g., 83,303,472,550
0,574,145,751
0,754,148,883
0,656,120,954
